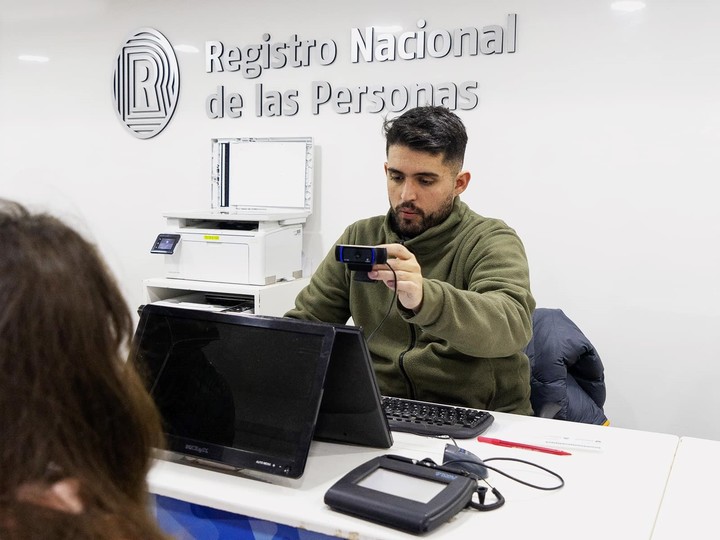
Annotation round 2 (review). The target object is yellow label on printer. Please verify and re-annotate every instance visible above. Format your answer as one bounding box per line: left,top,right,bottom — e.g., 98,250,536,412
203,235,220,241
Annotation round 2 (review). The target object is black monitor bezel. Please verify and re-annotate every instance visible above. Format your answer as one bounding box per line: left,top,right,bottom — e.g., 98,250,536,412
131,304,335,479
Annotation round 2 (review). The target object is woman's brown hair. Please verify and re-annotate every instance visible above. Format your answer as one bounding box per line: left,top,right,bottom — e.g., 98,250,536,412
0,200,168,539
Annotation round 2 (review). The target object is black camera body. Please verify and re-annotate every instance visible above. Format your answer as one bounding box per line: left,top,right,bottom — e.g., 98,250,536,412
335,244,388,272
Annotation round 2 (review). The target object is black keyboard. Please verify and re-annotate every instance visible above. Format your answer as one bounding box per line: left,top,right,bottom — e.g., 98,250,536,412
381,396,494,438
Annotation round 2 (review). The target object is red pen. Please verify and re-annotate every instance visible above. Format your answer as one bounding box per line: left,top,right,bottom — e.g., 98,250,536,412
477,436,572,456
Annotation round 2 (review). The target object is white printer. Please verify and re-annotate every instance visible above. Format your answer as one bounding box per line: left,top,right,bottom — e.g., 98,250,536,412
151,137,313,286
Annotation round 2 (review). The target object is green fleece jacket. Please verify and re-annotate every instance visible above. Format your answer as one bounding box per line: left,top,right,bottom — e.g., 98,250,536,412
286,199,535,414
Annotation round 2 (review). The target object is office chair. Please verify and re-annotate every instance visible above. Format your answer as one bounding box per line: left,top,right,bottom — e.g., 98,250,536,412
524,308,609,425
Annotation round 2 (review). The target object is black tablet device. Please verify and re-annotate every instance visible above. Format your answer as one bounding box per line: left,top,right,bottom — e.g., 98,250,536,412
130,304,335,479
325,454,477,534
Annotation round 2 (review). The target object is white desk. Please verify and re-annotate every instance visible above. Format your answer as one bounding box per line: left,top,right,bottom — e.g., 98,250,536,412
148,412,679,540
651,436,720,539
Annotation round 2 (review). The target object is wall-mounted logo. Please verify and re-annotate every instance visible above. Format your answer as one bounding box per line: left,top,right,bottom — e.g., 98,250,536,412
113,28,180,139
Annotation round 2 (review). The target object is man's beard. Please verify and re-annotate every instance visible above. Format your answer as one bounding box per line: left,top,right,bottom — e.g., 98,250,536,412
389,196,454,239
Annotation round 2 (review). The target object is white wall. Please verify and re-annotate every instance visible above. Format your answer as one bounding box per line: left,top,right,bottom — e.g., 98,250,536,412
1,0,718,440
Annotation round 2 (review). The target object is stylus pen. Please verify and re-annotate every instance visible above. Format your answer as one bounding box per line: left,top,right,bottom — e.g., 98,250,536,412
477,436,572,456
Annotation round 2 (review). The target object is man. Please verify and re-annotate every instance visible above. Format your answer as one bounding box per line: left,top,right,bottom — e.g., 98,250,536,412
286,106,535,414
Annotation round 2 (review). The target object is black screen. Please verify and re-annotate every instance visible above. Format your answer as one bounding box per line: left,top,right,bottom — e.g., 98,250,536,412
314,325,393,449
131,304,335,478
151,233,181,254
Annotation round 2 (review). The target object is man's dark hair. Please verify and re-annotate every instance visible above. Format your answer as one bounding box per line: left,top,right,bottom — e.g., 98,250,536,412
383,106,468,169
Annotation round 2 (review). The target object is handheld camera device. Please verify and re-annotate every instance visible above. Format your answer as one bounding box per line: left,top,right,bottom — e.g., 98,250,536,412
335,245,388,282
335,245,388,271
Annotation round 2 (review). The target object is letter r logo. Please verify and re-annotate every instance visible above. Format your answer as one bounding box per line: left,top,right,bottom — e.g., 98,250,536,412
113,28,180,139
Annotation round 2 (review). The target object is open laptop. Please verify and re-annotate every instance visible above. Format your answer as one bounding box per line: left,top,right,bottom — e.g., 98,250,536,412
130,304,392,480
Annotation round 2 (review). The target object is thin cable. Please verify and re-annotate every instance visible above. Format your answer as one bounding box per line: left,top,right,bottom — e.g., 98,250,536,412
482,457,565,490
468,485,505,511
413,457,506,511
441,457,564,491
366,264,398,343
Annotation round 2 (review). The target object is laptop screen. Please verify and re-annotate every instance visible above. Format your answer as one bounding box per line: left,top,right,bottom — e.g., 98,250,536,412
130,304,334,479
314,324,393,449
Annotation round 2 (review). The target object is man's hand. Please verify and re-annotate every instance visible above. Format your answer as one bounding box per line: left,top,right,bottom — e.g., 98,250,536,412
367,243,423,312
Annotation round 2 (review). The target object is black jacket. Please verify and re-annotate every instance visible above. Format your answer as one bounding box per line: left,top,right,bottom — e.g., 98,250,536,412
524,308,608,425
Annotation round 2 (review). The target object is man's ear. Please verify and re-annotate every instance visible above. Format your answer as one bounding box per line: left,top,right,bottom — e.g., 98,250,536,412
454,170,471,196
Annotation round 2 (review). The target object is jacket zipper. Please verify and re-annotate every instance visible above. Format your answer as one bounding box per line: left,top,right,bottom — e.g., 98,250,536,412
398,323,418,398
